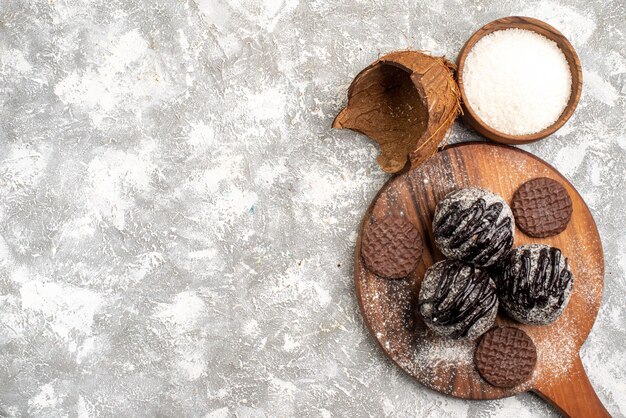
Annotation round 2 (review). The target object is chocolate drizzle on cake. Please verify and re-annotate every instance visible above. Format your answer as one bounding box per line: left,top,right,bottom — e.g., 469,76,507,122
419,261,498,338
503,246,572,309
435,198,514,265
433,188,514,267
497,244,574,325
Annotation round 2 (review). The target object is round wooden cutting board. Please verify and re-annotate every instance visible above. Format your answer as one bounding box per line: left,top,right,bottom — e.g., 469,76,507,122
354,142,609,417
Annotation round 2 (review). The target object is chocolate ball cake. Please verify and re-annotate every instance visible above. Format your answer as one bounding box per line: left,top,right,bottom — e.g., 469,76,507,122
433,188,515,267
496,244,574,325
418,260,498,339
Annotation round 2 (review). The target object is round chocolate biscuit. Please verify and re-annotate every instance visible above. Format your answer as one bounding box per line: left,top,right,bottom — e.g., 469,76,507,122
418,260,498,339
433,188,514,267
512,177,573,238
361,216,423,279
475,326,537,388
496,244,573,325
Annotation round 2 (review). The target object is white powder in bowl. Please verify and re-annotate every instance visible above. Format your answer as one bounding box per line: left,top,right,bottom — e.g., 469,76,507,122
462,28,572,136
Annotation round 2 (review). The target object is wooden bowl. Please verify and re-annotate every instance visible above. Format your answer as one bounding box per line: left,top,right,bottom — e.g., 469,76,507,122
456,17,583,144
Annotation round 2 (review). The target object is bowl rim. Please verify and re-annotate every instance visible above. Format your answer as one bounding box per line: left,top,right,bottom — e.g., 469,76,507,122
456,16,583,144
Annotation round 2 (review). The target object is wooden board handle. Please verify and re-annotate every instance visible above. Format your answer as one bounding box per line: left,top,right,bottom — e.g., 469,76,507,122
533,355,611,418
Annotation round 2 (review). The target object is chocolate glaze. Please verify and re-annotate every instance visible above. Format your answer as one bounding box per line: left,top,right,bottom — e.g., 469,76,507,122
434,190,514,266
503,246,572,309
420,261,498,338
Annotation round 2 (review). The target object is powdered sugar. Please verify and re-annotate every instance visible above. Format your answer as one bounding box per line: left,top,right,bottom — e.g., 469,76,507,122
463,28,572,136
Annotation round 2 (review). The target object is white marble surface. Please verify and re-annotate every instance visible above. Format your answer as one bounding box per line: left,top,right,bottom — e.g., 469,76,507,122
0,0,624,416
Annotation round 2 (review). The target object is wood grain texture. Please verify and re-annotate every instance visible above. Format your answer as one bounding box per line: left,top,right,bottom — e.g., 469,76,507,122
354,142,607,417
535,355,610,418
456,16,583,144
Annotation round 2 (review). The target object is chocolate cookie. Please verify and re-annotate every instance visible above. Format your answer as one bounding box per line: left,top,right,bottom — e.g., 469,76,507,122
418,260,498,339
496,244,573,325
512,177,573,238
475,326,537,388
433,188,514,267
361,216,423,279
